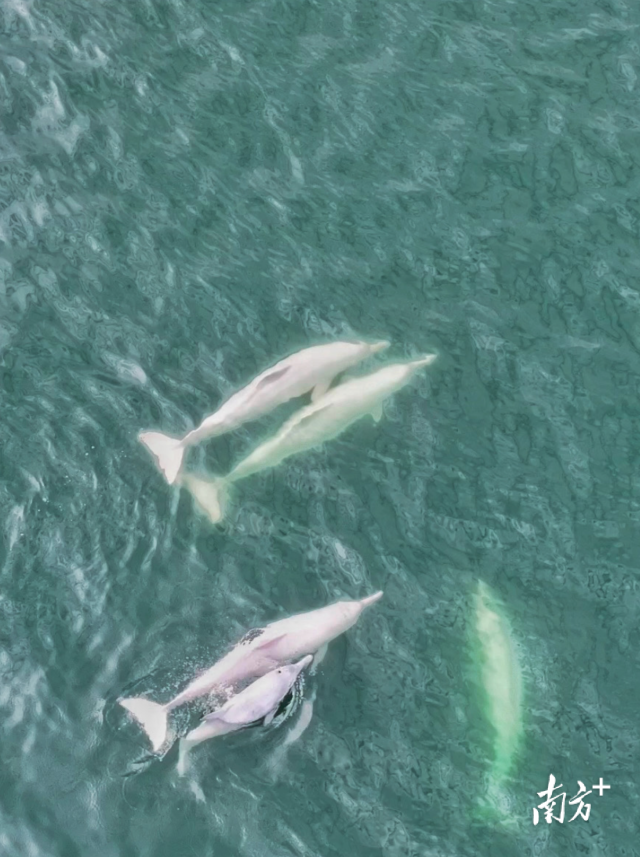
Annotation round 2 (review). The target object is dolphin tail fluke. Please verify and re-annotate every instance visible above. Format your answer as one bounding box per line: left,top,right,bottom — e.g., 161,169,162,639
120,697,168,753
179,473,229,524
138,431,185,485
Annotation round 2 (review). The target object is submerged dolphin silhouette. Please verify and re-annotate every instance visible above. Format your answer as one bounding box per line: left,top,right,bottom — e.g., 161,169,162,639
473,580,523,815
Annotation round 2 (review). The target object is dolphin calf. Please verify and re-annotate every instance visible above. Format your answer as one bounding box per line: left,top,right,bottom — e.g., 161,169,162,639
119,592,383,752
473,581,523,814
177,656,313,775
180,355,437,523
139,339,389,485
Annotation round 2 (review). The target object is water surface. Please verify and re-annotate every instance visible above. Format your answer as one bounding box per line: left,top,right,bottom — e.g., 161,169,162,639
2,0,640,854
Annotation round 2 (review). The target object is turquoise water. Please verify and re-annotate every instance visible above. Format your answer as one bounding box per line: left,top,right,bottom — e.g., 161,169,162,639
2,0,639,853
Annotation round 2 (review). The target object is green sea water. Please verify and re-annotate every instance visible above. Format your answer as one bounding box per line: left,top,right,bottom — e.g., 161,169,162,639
2,0,640,854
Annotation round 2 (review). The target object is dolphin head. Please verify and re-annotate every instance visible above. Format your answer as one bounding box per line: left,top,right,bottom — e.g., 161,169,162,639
292,654,314,674
360,591,383,609
370,339,391,353
274,655,314,685
269,655,313,695
332,591,384,630
409,353,437,370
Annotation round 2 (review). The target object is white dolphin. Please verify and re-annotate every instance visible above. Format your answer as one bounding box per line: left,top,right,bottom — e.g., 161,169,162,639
180,355,437,523
176,656,313,775
139,339,389,485
119,592,383,752
473,580,523,816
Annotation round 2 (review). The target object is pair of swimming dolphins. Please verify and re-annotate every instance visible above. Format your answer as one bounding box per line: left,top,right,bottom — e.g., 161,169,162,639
120,592,383,773
138,339,437,522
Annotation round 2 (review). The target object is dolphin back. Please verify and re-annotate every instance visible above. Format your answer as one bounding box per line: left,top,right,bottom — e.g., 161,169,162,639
473,581,523,785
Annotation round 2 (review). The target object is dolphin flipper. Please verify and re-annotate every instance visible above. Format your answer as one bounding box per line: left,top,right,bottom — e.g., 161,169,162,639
283,690,315,747
267,689,316,778
310,643,328,675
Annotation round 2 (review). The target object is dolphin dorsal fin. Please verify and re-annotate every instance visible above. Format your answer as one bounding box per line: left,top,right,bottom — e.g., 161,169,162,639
263,708,277,726
238,627,265,646
254,632,289,654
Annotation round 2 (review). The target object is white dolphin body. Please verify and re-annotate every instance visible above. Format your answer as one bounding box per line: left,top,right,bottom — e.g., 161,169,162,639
473,580,523,811
119,592,383,752
139,340,389,484
180,355,437,523
176,656,313,775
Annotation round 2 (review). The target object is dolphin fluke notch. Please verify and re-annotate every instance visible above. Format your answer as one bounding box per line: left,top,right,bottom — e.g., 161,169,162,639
138,431,185,485
119,696,169,753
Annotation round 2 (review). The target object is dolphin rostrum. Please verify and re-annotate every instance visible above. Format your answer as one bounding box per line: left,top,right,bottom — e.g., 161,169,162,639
139,339,389,485
176,656,313,775
119,592,383,752
180,355,437,523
